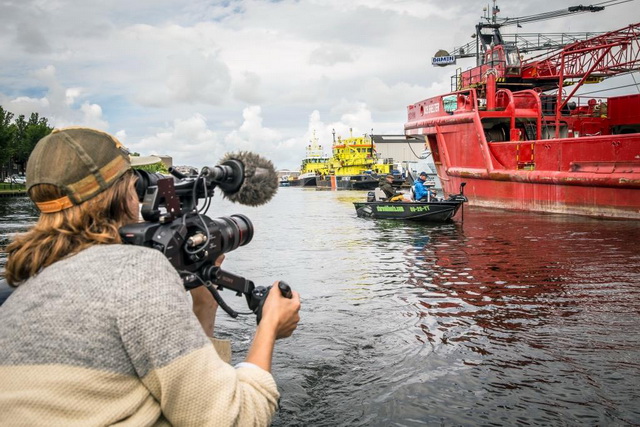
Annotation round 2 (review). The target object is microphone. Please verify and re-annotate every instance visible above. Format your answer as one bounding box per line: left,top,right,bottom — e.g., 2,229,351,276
214,151,279,207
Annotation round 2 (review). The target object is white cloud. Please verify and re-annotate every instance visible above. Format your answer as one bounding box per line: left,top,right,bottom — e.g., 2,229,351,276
132,107,289,168
1,0,638,170
309,44,356,66
136,114,219,163
164,51,231,104
115,129,128,144
232,71,264,104
1,65,109,130
79,103,108,130
15,20,51,54
65,88,83,106
358,77,433,112
225,106,283,159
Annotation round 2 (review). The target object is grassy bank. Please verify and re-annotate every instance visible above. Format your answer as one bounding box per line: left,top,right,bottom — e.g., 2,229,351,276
0,183,27,196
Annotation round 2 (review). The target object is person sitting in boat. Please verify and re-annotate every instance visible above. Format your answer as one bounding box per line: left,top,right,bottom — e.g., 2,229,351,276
379,174,404,202
413,171,432,201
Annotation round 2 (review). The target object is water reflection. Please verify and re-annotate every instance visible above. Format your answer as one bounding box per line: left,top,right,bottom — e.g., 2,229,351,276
0,197,38,271
387,209,640,425
404,210,640,338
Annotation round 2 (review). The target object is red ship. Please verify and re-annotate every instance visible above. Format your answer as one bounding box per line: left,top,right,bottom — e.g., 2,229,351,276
405,2,640,219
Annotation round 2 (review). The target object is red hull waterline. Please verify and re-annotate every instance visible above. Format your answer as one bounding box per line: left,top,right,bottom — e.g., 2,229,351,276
405,91,640,219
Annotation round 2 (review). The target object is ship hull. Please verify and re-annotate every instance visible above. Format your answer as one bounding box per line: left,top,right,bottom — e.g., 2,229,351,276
299,176,317,187
405,90,640,219
438,172,640,219
316,174,380,190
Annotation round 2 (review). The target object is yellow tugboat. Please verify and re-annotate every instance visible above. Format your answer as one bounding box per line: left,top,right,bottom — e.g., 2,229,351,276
316,129,393,190
296,130,330,187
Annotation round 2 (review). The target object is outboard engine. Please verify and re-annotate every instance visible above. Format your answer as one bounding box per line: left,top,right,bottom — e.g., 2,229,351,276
367,191,375,202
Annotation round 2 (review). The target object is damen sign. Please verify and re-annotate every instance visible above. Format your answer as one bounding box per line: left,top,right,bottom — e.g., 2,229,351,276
431,55,456,66
432,49,456,66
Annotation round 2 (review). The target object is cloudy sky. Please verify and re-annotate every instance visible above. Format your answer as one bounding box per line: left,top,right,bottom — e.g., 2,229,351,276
1,0,638,170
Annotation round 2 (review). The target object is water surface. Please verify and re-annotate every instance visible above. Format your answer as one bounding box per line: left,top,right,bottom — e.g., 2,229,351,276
1,189,639,426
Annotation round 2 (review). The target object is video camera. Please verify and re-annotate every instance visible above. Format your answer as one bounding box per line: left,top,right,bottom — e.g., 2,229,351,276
119,151,290,323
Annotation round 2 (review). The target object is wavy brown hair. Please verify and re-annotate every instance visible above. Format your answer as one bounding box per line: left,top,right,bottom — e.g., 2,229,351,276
4,171,138,286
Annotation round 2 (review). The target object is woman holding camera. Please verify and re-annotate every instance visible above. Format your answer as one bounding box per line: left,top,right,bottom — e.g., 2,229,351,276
0,127,300,426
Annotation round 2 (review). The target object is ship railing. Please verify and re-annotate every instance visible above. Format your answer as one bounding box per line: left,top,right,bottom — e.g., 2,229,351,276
455,59,510,92
406,88,480,126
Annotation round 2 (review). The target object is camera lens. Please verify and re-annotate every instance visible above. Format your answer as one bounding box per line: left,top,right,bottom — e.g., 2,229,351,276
212,214,254,253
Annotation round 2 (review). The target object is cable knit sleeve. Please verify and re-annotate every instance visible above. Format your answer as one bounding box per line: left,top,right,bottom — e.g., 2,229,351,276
115,247,280,426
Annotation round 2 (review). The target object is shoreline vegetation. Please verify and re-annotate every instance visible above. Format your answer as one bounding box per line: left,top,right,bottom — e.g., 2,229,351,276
1,106,53,180
2,106,168,194
0,183,27,197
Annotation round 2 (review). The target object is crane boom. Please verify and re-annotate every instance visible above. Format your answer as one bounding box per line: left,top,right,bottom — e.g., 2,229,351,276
433,1,608,67
523,22,640,80
449,32,603,60
453,19,640,94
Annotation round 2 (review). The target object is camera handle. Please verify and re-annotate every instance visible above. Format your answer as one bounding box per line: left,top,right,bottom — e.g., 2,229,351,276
199,266,292,324
251,282,293,324
204,282,242,319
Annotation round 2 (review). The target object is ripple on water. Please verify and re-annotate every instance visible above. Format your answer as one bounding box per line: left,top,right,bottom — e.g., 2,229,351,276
2,192,640,426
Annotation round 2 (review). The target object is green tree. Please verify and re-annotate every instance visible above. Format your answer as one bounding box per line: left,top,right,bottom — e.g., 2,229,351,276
0,107,16,172
132,162,169,174
12,113,52,172
1,105,165,178
24,113,52,160
11,115,27,173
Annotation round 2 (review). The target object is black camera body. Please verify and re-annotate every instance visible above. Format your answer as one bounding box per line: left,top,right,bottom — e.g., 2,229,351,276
119,156,287,322
120,212,250,286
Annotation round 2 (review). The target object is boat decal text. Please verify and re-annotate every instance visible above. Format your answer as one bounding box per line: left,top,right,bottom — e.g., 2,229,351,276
409,205,431,212
376,206,405,212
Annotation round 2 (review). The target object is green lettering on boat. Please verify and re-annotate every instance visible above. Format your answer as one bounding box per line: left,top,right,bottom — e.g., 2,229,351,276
376,206,405,212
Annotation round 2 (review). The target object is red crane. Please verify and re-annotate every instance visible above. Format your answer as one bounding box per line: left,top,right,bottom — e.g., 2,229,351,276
522,23,640,123
442,1,640,95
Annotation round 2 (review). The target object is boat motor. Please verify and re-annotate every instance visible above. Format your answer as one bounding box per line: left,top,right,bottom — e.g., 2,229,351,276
367,191,376,202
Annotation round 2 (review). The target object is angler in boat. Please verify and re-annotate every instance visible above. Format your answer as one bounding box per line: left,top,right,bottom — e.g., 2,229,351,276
413,171,439,202
354,181,468,222
378,174,405,202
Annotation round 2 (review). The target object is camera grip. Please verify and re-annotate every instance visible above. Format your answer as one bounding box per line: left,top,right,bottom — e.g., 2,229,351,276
278,281,293,299
254,281,293,324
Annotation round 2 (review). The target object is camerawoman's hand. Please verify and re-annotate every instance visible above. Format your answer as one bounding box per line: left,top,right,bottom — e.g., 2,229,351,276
260,283,301,339
245,281,301,372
